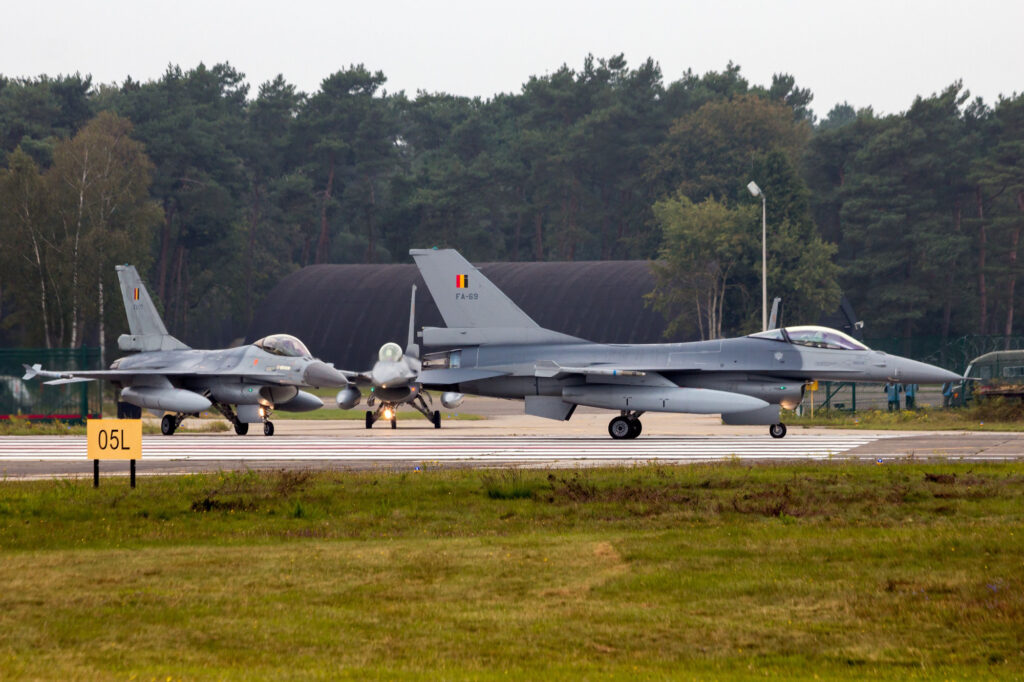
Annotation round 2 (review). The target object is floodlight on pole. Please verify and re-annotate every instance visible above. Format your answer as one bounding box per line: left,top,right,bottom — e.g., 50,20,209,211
747,181,767,331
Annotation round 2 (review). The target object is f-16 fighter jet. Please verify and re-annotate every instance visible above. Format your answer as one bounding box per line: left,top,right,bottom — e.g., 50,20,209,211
23,265,349,436
410,249,963,439
334,285,464,429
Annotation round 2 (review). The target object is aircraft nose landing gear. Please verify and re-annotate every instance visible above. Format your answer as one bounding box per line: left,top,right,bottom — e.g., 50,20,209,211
160,413,187,436
769,423,787,439
260,406,275,436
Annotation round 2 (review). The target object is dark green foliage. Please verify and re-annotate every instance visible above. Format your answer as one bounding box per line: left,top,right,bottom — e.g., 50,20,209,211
1,58,1022,350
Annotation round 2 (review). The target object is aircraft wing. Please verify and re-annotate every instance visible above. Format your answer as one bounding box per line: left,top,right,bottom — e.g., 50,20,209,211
22,363,344,388
23,364,140,385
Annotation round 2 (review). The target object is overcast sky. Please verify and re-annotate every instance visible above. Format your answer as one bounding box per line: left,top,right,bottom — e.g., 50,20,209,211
4,0,1022,118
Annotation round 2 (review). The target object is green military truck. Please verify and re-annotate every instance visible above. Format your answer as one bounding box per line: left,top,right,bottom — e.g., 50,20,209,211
956,350,1024,405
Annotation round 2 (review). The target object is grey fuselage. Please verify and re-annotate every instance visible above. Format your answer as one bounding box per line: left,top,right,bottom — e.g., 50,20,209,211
109,344,328,409
423,335,959,409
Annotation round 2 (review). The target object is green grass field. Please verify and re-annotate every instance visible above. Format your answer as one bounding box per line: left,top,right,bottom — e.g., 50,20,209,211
0,461,1022,680
789,409,1024,431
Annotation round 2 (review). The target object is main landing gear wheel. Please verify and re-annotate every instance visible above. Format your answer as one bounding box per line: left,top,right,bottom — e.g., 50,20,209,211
769,423,787,439
432,410,441,429
264,421,275,437
608,416,634,440
629,418,642,438
365,410,374,429
161,414,176,436
234,422,249,436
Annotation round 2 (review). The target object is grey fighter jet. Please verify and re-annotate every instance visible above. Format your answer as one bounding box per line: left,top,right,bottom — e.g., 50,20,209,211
22,265,349,436
410,249,963,439
334,285,463,429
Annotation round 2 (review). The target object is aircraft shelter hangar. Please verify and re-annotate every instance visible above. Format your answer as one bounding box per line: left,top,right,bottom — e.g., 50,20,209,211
246,260,668,369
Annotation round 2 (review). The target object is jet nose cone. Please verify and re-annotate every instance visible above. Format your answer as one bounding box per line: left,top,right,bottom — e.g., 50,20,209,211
371,361,412,388
890,357,963,384
303,361,349,388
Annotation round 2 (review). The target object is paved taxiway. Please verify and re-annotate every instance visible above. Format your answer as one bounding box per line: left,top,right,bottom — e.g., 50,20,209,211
1,405,1023,478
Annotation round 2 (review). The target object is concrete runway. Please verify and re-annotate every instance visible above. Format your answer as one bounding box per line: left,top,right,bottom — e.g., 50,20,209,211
2,406,1023,478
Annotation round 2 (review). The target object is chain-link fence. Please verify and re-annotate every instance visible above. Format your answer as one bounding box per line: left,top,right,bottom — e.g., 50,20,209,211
0,348,102,423
865,334,1024,374
798,381,949,414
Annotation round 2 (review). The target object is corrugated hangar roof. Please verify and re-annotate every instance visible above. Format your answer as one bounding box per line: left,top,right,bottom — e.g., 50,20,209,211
246,261,668,369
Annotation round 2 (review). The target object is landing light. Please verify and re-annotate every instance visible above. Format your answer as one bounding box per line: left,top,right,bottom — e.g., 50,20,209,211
383,407,393,420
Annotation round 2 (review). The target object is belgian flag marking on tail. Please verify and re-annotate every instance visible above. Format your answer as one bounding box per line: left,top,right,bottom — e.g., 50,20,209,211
455,274,469,289
133,287,140,301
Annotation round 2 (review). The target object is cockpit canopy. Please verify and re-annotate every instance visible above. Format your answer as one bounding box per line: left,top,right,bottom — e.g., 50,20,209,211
254,334,312,359
749,326,870,351
378,342,404,363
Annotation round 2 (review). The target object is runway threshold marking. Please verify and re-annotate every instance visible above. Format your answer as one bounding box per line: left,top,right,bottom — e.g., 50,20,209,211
0,435,877,461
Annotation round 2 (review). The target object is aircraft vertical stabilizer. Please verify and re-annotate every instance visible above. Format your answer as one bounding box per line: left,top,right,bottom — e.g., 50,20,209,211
116,265,190,351
410,248,539,329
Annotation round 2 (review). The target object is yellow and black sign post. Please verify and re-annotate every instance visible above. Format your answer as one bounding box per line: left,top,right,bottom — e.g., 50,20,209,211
87,419,142,488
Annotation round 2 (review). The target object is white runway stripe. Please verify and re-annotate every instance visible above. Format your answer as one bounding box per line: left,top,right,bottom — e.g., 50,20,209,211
0,435,877,462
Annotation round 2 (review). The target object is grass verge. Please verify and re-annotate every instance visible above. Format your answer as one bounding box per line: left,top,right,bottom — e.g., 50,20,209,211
0,417,229,436
0,461,1022,679
788,400,1024,431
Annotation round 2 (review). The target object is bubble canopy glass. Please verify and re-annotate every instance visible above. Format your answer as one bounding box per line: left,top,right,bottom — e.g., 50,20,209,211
378,342,404,362
749,326,869,351
254,334,312,358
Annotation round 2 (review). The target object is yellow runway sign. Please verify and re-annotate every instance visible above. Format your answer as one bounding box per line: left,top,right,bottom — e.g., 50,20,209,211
87,419,142,460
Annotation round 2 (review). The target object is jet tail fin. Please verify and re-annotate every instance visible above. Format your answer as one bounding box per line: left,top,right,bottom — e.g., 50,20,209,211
115,265,190,351
410,248,583,346
410,249,540,329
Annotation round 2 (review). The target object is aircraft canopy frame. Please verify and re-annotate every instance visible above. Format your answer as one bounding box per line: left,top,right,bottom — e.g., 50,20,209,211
254,334,313,359
749,326,870,351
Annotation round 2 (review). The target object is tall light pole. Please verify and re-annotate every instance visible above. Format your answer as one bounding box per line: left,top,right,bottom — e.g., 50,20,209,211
747,181,767,330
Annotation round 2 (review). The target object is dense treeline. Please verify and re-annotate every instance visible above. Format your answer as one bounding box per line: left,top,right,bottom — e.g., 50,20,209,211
0,57,1021,353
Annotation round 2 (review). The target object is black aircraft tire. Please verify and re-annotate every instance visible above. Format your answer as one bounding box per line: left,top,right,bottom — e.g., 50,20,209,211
365,411,374,429
161,414,176,436
770,423,787,439
628,419,643,439
608,416,633,439
234,422,249,436
264,421,275,437
390,418,397,430
433,410,441,429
